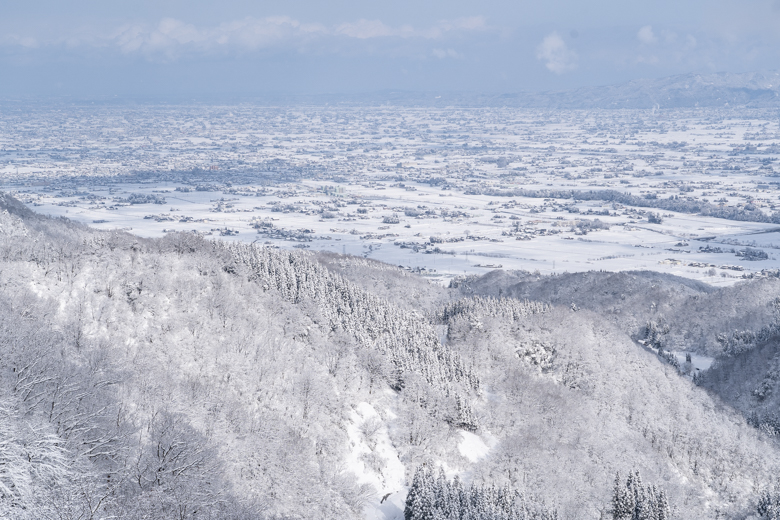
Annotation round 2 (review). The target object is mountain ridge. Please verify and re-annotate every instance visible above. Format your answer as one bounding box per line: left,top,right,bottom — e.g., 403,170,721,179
5,70,779,109
267,70,780,109
3,193,780,519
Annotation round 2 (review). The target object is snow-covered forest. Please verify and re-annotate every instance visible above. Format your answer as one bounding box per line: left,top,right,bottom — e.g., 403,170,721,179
4,191,780,520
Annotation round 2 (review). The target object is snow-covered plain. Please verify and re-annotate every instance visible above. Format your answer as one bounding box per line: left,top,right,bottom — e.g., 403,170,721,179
2,105,780,285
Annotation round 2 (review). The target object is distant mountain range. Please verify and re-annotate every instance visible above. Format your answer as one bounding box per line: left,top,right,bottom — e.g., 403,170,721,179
13,70,780,110
504,70,780,109
285,70,780,109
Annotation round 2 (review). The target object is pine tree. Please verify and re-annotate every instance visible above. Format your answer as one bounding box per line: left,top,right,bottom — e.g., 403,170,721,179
655,488,670,520
497,483,514,517
434,467,449,515
612,472,633,519
406,466,425,520
612,470,671,520
640,486,658,520
405,465,552,520
630,470,645,520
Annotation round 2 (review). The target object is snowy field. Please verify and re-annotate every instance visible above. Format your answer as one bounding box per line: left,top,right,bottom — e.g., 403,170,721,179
2,105,780,285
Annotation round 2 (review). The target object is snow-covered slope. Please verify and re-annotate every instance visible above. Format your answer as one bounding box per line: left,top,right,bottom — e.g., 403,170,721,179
1,193,780,519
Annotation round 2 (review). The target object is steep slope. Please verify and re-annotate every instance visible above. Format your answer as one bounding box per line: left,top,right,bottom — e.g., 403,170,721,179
457,269,780,356
2,194,780,519
313,251,451,312
0,199,480,519
437,298,779,518
699,334,780,433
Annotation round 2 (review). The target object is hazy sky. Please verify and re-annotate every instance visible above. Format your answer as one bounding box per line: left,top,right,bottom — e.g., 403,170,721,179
2,0,779,98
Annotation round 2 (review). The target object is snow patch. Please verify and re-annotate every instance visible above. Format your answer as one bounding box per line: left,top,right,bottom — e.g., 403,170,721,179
458,431,495,463
343,402,406,520
671,350,714,372
365,488,406,520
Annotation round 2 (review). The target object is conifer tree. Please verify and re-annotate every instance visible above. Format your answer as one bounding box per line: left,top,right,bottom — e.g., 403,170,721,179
405,466,425,520
612,472,633,519
655,487,670,520
612,470,671,520
404,465,557,520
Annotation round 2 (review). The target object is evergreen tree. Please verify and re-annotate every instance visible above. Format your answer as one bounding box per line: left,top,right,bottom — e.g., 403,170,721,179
404,465,556,520
655,488,670,520
757,488,780,520
612,470,671,520
612,472,633,520
405,466,425,520
631,470,646,520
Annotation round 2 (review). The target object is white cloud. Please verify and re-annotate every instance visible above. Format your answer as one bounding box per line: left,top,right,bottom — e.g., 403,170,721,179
536,32,577,74
0,34,40,48
20,37,38,48
336,19,396,39
637,25,657,45
336,16,486,40
0,15,488,60
109,16,487,59
112,16,322,59
420,16,487,39
432,48,461,59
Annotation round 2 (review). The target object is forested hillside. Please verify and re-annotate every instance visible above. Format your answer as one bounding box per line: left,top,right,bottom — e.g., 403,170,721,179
2,192,780,519
456,269,780,356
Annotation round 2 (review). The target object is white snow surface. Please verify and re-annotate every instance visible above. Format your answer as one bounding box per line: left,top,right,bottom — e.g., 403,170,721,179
672,351,715,372
365,489,406,520
344,402,406,520
458,431,495,463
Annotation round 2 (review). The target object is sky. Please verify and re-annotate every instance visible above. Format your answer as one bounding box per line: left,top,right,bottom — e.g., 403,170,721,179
1,0,779,99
